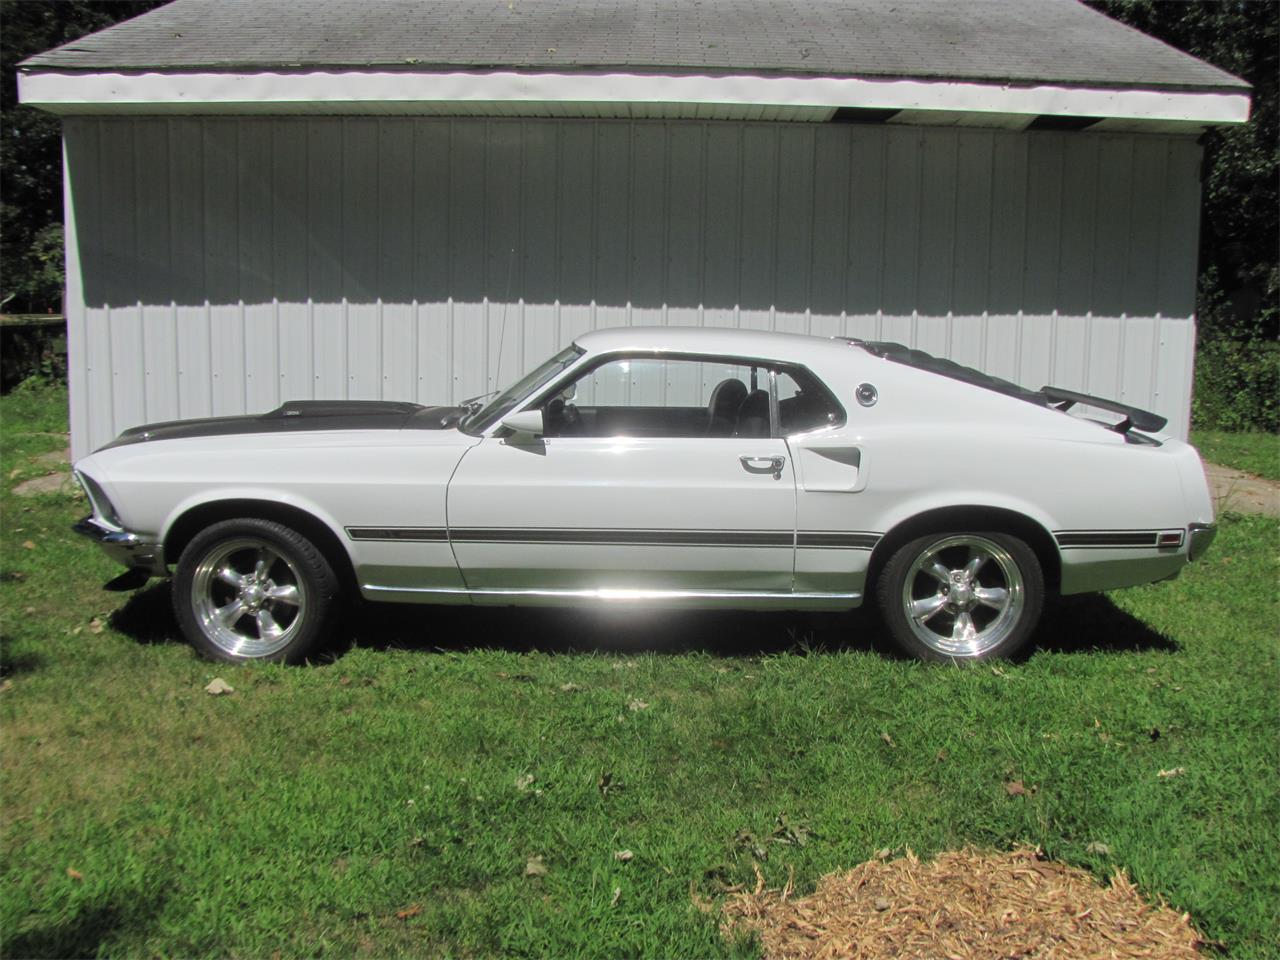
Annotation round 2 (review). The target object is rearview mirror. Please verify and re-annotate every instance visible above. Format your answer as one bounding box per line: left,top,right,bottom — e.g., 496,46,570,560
501,409,545,436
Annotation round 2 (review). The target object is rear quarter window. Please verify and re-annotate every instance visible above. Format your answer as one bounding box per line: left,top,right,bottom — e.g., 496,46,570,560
778,368,845,434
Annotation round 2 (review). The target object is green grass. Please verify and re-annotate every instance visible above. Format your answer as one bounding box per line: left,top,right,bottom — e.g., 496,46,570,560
1192,429,1280,482
3,379,1278,958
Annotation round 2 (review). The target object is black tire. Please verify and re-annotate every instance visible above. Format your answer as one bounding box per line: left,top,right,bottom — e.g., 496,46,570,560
876,530,1044,663
173,517,342,664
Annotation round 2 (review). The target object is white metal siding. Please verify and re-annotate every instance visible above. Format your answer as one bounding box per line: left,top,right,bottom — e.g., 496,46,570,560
62,117,1202,456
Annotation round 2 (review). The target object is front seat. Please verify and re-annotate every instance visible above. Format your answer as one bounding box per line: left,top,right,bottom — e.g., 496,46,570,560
733,389,771,438
706,378,748,436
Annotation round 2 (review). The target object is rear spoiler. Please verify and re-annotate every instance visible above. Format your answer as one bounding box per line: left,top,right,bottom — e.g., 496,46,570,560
1040,386,1167,435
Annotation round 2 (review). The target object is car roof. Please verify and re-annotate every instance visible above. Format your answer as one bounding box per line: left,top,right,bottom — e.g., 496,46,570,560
573,326,850,364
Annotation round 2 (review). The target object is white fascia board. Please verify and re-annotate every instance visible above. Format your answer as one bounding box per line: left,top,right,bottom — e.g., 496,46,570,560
18,69,1251,125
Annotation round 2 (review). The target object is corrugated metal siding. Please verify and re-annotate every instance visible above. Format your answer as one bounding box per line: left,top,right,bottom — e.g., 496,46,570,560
62,117,1202,457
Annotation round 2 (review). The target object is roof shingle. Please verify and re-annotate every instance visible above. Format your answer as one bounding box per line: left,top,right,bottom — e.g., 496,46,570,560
21,0,1246,92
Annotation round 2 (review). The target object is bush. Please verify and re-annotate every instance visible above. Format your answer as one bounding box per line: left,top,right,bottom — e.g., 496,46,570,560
22,223,65,310
1192,338,1280,432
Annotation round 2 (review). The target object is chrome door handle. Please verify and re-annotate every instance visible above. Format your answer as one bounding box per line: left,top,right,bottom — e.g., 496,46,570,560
740,455,786,479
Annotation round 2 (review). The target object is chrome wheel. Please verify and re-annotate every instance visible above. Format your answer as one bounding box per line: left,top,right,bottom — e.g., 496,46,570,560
900,534,1025,658
190,537,307,658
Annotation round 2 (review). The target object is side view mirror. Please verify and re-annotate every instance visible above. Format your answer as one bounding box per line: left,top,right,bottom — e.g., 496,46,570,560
501,409,545,436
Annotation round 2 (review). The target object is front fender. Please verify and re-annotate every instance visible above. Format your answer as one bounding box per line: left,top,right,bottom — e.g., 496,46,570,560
159,486,350,549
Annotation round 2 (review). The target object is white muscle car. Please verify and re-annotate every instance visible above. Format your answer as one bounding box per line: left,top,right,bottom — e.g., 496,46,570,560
72,327,1217,664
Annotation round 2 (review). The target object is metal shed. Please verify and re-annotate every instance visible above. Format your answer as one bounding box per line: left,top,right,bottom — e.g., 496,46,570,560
18,0,1250,457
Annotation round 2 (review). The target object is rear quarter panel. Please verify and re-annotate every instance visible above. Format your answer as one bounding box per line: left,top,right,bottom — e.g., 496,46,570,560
798,350,1194,595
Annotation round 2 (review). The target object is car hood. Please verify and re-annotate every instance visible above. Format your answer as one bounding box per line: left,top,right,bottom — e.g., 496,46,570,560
97,400,468,451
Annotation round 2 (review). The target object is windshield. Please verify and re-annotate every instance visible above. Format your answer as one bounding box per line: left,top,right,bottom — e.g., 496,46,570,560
461,345,584,434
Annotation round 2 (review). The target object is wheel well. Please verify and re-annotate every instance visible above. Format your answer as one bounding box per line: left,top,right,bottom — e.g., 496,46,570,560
163,500,359,593
867,506,1061,596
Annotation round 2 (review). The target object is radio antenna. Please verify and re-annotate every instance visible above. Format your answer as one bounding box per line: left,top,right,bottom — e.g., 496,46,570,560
493,245,516,390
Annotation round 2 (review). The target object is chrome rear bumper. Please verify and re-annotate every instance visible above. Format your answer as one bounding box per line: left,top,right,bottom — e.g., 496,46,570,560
72,516,167,575
1188,522,1217,562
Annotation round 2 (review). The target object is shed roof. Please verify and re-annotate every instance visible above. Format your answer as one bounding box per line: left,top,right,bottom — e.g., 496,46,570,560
22,0,1246,93
18,0,1249,130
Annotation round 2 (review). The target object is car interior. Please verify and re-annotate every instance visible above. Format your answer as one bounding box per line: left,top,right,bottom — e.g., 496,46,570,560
540,362,842,439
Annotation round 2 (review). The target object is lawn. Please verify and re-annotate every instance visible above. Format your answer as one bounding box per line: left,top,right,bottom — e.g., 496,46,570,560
1191,429,1280,482
3,380,1278,959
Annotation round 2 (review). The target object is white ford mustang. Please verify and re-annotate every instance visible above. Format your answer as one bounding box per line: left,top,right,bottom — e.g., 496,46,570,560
72,327,1216,664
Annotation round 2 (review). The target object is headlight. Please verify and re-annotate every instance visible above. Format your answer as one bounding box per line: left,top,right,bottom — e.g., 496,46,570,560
74,469,122,529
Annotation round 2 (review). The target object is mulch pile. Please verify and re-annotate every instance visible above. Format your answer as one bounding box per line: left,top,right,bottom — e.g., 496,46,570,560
721,847,1206,959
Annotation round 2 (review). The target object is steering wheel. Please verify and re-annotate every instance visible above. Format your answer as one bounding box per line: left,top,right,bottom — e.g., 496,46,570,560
544,397,582,436
561,401,581,434
544,397,565,435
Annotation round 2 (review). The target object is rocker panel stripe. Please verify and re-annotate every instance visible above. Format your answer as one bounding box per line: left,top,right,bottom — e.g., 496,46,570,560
795,532,881,549
347,526,880,549
450,528,791,547
1054,530,1161,548
346,527,449,542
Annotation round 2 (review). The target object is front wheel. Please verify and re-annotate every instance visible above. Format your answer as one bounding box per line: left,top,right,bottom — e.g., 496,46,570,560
876,531,1044,662
173,518,342,664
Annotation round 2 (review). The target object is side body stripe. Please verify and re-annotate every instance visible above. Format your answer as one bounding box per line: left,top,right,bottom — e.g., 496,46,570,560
1054,530,1162,548
346,527,449,542
347,526,880,549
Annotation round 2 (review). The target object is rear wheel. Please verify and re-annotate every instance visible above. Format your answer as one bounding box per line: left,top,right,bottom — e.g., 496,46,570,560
173,518,341,663
877,531,1043,662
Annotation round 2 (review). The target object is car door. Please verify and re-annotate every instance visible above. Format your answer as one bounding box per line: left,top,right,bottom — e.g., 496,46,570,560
774,368,877,596
446,353,798,598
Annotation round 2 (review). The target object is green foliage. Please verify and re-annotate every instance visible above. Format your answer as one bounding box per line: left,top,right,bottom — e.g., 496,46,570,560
13,223,66,309
1,381,1278,958
0,1,166,313
1191,337,1280,432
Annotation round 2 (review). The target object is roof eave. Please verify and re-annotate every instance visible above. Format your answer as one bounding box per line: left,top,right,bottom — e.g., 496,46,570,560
17,68,1252,129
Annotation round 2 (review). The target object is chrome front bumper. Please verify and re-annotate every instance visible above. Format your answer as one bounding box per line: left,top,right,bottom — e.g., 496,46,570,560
1188,522,1217,562
72,516,167,575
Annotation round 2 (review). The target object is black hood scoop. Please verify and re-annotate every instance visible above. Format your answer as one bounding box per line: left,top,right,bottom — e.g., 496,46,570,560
265,399,422,421
99,400,466,451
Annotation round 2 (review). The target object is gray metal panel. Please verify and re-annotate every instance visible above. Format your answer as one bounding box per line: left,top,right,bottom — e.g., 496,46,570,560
271,119,313,403
63,117,1202,457
983,133,1028,384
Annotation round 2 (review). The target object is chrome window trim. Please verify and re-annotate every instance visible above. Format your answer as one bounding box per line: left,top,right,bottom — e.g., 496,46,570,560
488,348,846,441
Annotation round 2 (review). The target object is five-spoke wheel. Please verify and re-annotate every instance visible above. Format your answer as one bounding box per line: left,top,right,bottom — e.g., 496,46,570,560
878,531,1043,661
191,538,307,658
174,518,341,663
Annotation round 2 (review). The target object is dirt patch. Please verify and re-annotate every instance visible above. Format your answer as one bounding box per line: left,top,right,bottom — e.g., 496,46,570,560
13,472,75,497
34,448,70,466
722,847,1205,959
1204,462,1280,517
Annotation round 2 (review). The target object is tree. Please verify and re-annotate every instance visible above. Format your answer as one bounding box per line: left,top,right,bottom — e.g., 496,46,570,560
1,1,168,313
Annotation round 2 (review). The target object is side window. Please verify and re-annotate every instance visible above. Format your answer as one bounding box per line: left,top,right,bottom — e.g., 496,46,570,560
777,369,844,434
543,357,772,439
